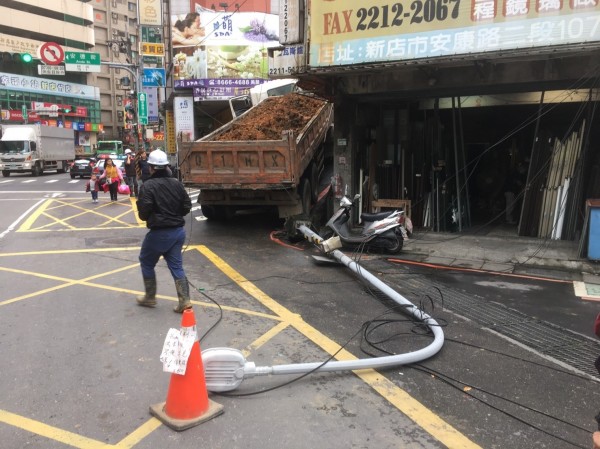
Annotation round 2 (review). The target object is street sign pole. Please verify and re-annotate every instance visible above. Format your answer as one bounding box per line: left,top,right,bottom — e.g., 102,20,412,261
22,105,28,124
101,61,141,152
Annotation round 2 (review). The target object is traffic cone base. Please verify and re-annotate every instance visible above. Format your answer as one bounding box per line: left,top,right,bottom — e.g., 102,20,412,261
151,309,224,431
150,399,224,431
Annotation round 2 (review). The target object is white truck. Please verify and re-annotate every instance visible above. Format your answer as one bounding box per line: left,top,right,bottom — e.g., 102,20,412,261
0,124,74,177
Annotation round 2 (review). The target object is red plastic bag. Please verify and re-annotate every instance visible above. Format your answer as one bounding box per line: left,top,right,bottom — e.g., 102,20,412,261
102,182,110,193
118,182,131,195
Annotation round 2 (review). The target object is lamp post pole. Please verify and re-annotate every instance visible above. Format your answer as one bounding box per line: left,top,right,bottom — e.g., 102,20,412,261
100,61,142,152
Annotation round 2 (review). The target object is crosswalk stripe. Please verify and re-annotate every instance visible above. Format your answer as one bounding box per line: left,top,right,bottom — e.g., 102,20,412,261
46,180,59,183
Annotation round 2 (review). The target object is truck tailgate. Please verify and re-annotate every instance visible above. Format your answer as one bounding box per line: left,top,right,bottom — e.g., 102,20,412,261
181,99,333,190
181,135,295,190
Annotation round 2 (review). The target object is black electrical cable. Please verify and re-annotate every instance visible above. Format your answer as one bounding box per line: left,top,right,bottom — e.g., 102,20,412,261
445,337,599,383
411,364,590,449
358,302,591,448
356,271,596,448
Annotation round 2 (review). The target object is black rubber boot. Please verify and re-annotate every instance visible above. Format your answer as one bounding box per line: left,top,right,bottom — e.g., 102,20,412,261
173,277,192,313
137,277,157,307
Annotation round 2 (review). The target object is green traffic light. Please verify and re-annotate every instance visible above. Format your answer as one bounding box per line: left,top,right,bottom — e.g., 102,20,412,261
21,53,33,63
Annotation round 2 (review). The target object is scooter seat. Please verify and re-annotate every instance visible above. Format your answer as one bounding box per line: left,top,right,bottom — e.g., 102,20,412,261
361,211,395,222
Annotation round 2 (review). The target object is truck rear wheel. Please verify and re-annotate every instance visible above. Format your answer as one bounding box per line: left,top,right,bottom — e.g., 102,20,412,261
2,170,10,177
201,205,234,221
57,161,68,174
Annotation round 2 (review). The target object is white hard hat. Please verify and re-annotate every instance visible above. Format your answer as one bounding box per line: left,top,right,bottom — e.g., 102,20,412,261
147,149,169,167
124,148,132,154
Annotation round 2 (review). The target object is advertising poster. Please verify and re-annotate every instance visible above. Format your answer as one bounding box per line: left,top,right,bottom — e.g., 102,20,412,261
139,0,162,26
174,96,195,142
171,9,280,96
309,0,600,67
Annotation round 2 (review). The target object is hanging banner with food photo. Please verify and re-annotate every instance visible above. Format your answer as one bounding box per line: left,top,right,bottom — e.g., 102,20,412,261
171,9,280,89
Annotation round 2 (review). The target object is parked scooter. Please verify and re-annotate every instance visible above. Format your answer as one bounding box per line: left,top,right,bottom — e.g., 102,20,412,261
321,194,410,254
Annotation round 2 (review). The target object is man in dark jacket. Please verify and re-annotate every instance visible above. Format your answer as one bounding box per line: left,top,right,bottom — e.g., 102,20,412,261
135,149,193,313
123,148,138,197
135,149,151,188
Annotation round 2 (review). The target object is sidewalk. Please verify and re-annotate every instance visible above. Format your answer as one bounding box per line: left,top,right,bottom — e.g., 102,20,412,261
399,229,600,279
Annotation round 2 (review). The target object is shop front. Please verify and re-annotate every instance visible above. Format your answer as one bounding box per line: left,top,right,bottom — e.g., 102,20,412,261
0,72,102,156
302,0,600,240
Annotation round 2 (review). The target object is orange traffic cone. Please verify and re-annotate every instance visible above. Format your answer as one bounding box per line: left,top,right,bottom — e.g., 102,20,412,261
150,308,224,431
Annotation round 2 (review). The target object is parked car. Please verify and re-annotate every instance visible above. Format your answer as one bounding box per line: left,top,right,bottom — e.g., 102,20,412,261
70,158,95,179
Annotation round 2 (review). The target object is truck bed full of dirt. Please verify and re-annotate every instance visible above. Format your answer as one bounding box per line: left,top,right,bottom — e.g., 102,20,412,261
214,93,327,141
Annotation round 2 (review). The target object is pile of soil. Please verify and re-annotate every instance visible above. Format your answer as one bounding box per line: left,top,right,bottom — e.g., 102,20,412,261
214,93,327,141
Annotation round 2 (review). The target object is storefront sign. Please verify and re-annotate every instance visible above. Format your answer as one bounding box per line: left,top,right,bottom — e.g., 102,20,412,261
169,11,280,89
0,72,99,100
175,78,265,89
0,33,39,55
174,96,195,142
193,86,255,101
31,102,88,117
279,0,302,44
142,68,165,87
172,11,279,47
309,0,600,66
142,87,159,123
141,42,165,56
268,45,306,76
139,0,162,26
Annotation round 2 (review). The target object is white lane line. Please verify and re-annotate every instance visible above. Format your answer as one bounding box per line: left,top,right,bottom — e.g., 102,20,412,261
68,180,80,183
191,205,202,211
46,180,59,183
195,216,207,221
22,180,36,183
0,198,45,239
0,180,13,184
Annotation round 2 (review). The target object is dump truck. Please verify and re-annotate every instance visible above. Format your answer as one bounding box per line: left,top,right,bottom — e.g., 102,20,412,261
0,124,74,177
179,87,333,224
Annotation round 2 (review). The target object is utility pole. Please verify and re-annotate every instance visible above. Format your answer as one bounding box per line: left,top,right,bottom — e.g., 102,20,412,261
101,61,142,152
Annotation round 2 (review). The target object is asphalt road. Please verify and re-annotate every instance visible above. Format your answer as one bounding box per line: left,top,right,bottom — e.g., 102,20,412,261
0,170,598,449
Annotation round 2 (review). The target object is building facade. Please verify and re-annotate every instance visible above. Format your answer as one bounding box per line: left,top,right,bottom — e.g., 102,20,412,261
0,0,102,155
294,0,600,242
89,0,140,143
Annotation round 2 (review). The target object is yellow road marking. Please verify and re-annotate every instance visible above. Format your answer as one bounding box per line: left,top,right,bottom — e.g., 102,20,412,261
243,321,290,358
18,199,52,231
0,257,283,323
196,244,482,449
0,409,112,449
113,418,162,449
16,198,143,232
0,244,481,448
130,196,145,226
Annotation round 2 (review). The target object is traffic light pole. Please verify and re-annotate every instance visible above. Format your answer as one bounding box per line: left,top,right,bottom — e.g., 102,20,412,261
100,61,142,152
